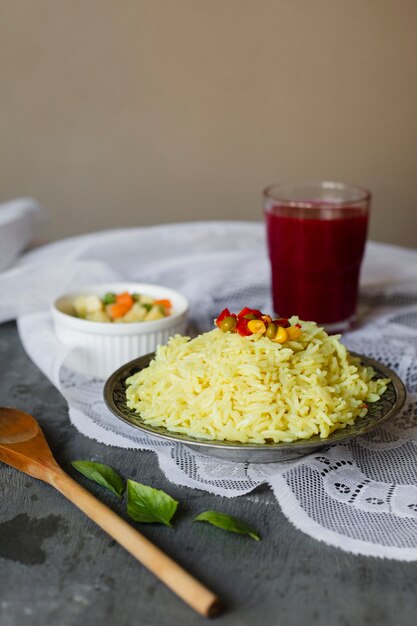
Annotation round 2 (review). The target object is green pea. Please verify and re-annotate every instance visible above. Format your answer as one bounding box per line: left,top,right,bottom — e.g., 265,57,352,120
266,323,277,339
102,292,116,305
243,313,257,320
220,316,237,332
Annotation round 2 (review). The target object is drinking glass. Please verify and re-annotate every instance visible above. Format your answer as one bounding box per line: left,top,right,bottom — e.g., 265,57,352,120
264,181,371,332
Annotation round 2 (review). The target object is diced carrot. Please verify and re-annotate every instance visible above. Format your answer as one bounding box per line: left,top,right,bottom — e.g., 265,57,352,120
116,292,134,308
154,299,172,309
108,302,132,319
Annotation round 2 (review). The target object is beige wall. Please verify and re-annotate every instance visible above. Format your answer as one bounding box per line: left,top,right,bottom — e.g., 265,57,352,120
1,1,416,246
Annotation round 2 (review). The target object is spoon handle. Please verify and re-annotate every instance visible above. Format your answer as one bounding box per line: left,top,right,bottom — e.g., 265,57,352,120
48,469,220,617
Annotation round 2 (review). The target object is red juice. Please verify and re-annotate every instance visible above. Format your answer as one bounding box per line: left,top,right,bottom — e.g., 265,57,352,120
266,206,369,326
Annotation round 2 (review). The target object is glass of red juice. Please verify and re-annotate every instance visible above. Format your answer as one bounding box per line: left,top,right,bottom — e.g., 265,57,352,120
264,181,371,332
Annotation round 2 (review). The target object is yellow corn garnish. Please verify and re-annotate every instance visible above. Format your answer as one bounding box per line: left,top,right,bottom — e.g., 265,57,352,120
247,319,266,334
261,314,272,324
286,326,302,340
273,326,288,343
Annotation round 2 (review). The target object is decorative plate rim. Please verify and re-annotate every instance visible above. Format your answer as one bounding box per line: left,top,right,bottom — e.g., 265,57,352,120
103,351,407,452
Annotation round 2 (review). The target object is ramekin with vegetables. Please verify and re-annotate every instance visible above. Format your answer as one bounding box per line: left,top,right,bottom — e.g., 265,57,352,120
51,283,188,378
72,290,173,323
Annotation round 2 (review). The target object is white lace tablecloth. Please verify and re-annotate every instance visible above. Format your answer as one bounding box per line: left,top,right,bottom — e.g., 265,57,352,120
3,221,417,560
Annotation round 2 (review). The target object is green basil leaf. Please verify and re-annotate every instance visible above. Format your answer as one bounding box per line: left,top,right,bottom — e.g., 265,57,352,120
127,480,178,526
71,461,125,497
194,511,261,541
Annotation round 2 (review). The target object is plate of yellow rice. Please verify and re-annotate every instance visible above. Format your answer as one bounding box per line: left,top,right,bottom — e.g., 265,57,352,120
103,318,406,462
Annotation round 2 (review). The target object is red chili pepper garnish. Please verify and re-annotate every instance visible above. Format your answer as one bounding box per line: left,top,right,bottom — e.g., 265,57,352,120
237,307,263,319
215,308,231,328
274,318,290,328
236,317,253,336
216,306,301,341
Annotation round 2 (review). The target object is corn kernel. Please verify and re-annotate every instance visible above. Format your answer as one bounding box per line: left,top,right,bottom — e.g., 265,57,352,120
273,326,288,343
247,319,266,334
286,326,302,340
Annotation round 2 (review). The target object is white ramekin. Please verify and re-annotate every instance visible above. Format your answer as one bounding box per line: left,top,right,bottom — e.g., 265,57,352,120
51,282,189,378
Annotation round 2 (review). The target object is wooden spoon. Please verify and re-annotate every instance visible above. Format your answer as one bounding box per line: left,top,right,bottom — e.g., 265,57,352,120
0,407,221,617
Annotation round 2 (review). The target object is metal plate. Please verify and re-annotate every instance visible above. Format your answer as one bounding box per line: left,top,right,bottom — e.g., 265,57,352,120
103,352,407,463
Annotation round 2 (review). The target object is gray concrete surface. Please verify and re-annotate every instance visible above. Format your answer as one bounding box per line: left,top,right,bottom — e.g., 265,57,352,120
0,320,416,626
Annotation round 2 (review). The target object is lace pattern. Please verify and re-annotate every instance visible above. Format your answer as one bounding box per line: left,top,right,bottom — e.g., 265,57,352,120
12,223,417,559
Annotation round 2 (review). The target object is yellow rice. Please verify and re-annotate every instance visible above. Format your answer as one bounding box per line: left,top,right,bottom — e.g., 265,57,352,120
125,317,389,444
